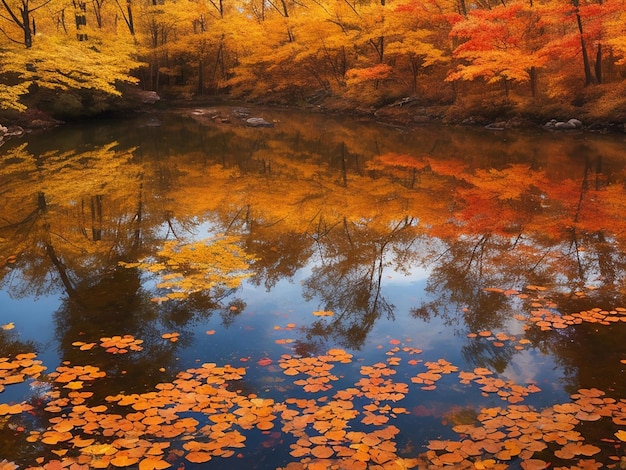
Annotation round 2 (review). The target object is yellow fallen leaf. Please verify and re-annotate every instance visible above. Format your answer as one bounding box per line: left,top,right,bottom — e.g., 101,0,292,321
64,381,84,390
312,310,334,317
615,430,626,442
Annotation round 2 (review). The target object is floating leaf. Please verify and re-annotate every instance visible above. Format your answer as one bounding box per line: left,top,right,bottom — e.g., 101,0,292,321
138,457,171,470
0,403,29,415
64,381,84,390
185,451,212,463
162,332,179,342
520,460,550,470
312,310,334,317
110,455,140,467
438,451,464,464
311,445,334,458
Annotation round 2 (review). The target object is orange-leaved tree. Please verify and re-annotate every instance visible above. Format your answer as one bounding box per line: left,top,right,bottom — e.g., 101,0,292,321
446,1,548,97
384,0,450,93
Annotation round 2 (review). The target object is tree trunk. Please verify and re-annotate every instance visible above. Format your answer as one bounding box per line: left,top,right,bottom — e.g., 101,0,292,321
21,6,33,47
126,0,135,35
573,1,596,86
529,65,537,98
73,0,87,40
594,43,602,84
458,0,467,16
197,58,204,95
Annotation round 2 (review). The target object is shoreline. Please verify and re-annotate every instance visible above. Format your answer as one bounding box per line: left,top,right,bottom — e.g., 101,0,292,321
2,91,626,143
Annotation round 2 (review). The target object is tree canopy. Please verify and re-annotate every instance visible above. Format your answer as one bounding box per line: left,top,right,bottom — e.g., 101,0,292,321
1,0,626,120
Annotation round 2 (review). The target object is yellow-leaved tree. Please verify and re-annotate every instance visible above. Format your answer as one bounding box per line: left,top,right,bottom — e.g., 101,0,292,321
0,0,142,112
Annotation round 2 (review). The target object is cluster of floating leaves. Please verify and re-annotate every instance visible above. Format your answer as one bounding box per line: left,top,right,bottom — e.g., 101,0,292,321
458,368,541,404
161,332,179,343
527,306,626,331
423,388,626,469
17,362,261,469
0,298,625,469
400,346,541,404
279,348,351,393
276,349,416,469
411,358,458,391
466,330,532,351
0,353,46,394
72,335,144,354
482,286,626,332
0,341,623,469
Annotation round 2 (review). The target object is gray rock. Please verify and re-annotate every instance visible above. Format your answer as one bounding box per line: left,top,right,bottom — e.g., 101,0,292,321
554,121,577,130
140,91,160,104
5,126,24,136
485,121,507,130
568,118,583,128
545,118,583,130
246,117,274,128
544,119,557,128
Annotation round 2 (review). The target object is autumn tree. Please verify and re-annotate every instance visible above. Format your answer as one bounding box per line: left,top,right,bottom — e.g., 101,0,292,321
446,1,548,97
0,33,141,111
384,0,449,93
0,0,52,47
0,0,142,112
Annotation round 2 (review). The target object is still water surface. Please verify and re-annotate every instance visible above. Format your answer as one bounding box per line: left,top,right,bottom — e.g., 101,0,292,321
1,106,625,469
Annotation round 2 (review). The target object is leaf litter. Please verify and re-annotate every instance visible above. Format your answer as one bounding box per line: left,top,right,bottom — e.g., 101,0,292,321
0,298,624,469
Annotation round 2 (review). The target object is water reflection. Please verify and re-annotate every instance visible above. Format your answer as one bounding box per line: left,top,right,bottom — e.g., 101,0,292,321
1,106,626,467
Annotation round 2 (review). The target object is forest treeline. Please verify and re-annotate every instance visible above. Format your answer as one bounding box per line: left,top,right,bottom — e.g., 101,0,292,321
1,0,625,124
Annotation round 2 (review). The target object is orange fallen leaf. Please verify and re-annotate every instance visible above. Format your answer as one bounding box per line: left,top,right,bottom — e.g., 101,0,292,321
311,445,334,458
256,420,274,431
138,456,171,470
64,381,84,390
438,451,464,464
108,454,139,467
185,451,212,463
312,310,334,317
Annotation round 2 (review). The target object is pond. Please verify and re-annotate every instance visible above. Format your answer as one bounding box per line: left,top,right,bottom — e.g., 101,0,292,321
0,105,625,470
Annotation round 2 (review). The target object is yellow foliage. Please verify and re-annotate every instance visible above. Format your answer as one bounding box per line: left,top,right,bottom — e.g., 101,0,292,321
122,236,257,300
0,32,141,110
0,82,31,111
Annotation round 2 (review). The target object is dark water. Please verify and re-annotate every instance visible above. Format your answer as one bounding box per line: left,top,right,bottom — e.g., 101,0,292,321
0,105,625,469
